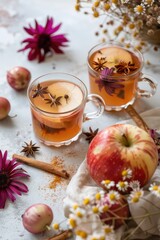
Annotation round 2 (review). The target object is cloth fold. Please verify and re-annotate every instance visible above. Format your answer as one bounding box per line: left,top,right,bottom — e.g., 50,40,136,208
63,108,160,239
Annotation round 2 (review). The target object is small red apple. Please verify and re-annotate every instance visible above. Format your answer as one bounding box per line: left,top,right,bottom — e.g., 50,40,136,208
100,193,130,229
87,124,158,189
22,203,53,234
7,66,31,91
0,97,11,120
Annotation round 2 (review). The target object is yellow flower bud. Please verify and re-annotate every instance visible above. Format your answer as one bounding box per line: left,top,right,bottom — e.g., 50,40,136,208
75,4,80,11
94,1,100,7
104,3,110,11
129,23,135,29
93,10,99,18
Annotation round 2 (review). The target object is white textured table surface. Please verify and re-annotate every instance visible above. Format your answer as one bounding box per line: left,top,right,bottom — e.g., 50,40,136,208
0,0,160,239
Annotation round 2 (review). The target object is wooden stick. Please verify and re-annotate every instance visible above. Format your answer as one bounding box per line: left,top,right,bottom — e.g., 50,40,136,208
13,154,69,179
125,105,150,132
43,230,72,240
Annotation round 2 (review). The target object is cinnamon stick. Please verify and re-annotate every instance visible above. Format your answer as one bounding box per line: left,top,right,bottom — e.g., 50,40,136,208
13,154,69,179
125,105,150,132
44,230,72,240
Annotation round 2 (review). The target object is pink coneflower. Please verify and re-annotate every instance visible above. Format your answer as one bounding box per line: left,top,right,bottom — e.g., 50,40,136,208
0,150,29,209
18,16,69,62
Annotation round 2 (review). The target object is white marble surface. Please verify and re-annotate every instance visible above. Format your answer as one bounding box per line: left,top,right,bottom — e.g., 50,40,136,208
0,0,160,239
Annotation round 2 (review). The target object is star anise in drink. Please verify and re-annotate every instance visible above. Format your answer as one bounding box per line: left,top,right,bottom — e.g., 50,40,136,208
93,57,107,71
64,94,69,103
21,141,40,157
115,61,138,74
44,94,62,107
32,84,48,98
83,127,99,143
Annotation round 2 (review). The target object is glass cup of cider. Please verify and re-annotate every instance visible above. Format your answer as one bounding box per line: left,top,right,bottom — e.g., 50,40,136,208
27,72,105,147
87,41,157,111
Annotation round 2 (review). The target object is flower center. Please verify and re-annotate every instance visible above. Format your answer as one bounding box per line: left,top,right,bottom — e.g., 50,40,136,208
38,33,51,50
0,172,9,188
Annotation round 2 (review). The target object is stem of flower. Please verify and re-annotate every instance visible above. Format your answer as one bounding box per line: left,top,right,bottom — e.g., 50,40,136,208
123,217,146,240
43,230,72,240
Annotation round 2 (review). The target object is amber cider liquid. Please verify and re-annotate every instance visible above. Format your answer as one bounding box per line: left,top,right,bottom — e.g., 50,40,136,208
29,80,84,144
88,46,141,107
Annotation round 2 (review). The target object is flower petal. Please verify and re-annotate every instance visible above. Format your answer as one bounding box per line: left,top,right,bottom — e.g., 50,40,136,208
6,188,16,202
0,190,8,208
45,17,54,32
8,185,22,196
49,23,62,34
0,150,3,170
51,34,69,44
28,48,39,61
10,181,29,193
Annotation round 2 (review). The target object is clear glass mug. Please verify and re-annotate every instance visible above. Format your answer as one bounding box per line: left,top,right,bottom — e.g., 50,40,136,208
87,41,157,111
27,72,105,147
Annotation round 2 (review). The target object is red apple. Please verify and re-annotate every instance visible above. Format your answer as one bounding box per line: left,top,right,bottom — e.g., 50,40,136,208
0,97,11,120
100,193,130,229
87,124,158,189
7,66,31,91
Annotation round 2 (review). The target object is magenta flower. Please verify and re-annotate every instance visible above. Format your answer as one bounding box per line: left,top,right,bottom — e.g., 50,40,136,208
95,67,124,97
18,16,69,62
150,129,160,163
0,150,30,209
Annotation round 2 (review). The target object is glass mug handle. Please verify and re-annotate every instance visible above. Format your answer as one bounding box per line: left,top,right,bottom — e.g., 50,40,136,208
83,94,105,121
137,74,157,98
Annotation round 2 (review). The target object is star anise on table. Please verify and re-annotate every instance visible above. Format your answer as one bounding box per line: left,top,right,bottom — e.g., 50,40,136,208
115,61,138,74
44,94,62,107
32,83,48,98
93,57,107,71
21,141,40,157
83,127,99,143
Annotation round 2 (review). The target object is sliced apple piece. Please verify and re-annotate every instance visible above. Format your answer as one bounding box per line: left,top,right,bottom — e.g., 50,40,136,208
48,81,83,113
92,47,133,69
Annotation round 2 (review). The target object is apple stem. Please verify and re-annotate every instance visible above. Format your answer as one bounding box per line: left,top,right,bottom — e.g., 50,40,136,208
122,134,130,147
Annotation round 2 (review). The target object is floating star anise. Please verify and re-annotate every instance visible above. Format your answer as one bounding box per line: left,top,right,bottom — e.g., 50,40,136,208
115,61,138,74
32,84,48,98
93,57,107,71
83,127,99,143
21,141,40,157
44,94,62,107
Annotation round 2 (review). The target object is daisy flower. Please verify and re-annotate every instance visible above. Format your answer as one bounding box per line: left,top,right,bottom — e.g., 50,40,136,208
149,183,160,197
129,180,140,190
107,190,120,205
116,181,129,192
0,150,29,208
68,217,77,229
134,4,146,15
101,179,115,189
18,16,69,62
95,190,105,201
129,189,144,203
103,224,114,234
121,168,132,180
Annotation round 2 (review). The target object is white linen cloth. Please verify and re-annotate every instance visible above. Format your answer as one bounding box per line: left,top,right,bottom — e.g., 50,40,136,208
63,108,160,240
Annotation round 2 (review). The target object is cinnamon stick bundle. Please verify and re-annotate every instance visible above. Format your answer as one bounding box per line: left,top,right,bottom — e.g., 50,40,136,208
13,154,69,179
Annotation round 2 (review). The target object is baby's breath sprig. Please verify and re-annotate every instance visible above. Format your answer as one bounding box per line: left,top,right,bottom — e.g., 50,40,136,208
75,0,160,51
